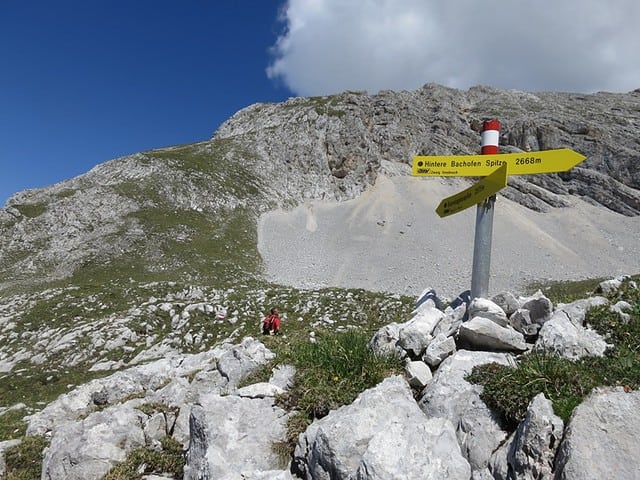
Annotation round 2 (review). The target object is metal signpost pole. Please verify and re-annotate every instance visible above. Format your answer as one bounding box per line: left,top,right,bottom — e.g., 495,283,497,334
470,119,500,300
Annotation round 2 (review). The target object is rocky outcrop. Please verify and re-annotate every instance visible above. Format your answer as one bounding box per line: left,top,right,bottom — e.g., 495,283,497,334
0,279,638,479
26,338,286,480
293,375,471,480
215,85,640,215
418,349,514,472
535,297,611,359
184,394,291,480
554,387,640,480
41,400,149,480
1,85,640,289
504,393,564,480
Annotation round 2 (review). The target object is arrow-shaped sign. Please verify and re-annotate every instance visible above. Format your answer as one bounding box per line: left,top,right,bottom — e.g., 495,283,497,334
413,148,585,177
436,164,508,218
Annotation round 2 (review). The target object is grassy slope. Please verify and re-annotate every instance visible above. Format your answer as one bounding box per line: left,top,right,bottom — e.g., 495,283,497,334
0,136,417,478
1,135,640,478
0,138,416,444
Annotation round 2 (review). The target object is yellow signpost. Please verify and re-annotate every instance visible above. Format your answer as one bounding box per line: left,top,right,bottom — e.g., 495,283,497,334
413,148,586,177
436,164,507,218
412,125,587,300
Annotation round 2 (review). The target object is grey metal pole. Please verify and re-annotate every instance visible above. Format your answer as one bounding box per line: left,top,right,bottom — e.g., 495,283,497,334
471,195,495,299
470,119,500,300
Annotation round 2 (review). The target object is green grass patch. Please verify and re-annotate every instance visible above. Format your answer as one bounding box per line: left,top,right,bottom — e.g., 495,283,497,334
129,205,263,283
524,277,607,304
467,353,604,427
281,329,404,419
145,140,263,200
468,275,640,428
0,409,28,440
2,435,47,480
12,203,47,219
54,189,76,200
102,436,184,480
266,329,404,458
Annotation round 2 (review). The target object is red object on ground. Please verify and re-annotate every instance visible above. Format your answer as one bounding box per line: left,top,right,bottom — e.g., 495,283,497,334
271,316,280,332
263,313,281,334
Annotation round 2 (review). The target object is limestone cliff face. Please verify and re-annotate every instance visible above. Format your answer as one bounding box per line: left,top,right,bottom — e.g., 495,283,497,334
214,84,640,213
0,84,639,288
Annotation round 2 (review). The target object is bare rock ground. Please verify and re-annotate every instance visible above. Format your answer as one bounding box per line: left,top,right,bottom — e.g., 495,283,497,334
258,172,640,300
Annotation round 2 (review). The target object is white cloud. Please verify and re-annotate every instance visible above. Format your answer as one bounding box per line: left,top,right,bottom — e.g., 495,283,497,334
267,0,640,95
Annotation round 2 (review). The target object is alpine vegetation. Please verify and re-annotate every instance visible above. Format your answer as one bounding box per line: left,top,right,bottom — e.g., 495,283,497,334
1,84,640,479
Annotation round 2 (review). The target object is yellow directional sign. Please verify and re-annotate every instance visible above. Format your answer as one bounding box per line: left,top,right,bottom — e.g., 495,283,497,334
413,148,585,177
436,164,508,218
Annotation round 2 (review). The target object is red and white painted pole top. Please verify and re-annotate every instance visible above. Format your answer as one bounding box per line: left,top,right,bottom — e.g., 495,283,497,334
481,119,500,155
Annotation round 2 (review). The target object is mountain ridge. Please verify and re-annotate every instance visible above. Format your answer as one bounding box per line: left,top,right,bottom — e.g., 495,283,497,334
2,83,639,295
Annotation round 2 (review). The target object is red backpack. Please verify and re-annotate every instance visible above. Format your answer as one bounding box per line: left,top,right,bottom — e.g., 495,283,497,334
262,315,274,334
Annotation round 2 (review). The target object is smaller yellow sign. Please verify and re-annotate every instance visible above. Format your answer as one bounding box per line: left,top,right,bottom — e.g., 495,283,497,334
436,164,508,218
413,148,585,177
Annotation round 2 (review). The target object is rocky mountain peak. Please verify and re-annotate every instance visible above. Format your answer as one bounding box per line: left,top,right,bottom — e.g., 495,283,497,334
1,84,639,293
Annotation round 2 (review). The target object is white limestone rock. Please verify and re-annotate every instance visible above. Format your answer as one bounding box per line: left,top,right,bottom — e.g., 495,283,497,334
459,317,528,352
468,298,508,327
554,387,640,480
418,350,516,472
294,375,470,479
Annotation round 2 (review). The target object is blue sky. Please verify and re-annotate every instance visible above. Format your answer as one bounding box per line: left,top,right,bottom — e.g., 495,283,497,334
0,1,291,204
2,0,638,205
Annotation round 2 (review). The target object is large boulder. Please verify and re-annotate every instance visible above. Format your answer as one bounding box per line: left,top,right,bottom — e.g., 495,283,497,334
423,332,457,367
554,387,640,480
418,350,516,473
25,345,237,436
404,359,432,388
458,317,528,352
354,418,469,480
293,375,470,479
432,303,466,338
184,394,291,480
397,303,445,357
490,291,520,317
28,339,277,477
468,298,508,327
216,337,277,388
41,400,148,480
506,393,564,480
535,310,609,359
554,297,609,328
509,308,540,338
518,291,554,325
368,323,404,358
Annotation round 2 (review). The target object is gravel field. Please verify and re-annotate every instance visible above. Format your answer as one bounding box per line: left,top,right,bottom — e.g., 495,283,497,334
258,174,640,300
